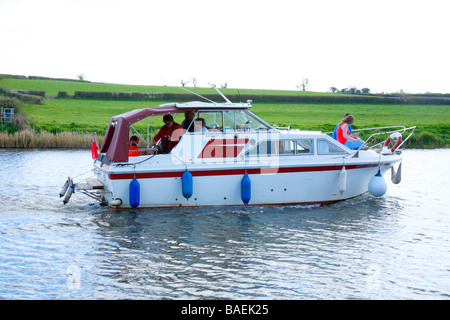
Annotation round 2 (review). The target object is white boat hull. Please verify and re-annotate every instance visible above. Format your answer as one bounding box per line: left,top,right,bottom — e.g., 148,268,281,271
95,154,399,208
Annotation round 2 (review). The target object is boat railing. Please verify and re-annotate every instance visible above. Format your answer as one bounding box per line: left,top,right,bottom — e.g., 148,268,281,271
272,125,291,131
355,125,416,152
324,125,407,136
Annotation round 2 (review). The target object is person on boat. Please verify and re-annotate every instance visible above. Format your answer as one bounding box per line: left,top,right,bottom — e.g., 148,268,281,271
152,114,183,153
181,110,196,133
194,117,208,133
336,115,365,150
332,113,358,140
128,135,140,157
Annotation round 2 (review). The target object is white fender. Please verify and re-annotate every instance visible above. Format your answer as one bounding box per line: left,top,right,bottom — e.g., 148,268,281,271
63,179,75,204
368,170,387,197
109,198,123,207
338,166,347,195
59,177,70,197
391,162,402,184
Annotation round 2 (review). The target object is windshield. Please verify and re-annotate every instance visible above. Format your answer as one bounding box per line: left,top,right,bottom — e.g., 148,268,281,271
196,109,271,132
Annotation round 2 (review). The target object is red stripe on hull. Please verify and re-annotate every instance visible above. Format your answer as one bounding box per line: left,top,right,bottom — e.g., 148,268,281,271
108,163,391,180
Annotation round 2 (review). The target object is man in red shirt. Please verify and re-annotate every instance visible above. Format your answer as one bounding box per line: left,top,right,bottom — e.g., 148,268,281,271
152,114,183,153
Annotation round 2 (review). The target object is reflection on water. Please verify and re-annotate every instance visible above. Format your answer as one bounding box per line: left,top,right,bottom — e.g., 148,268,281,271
0,149,449,299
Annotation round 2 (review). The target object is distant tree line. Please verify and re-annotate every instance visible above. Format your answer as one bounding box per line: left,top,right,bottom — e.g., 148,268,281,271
329,86,370,94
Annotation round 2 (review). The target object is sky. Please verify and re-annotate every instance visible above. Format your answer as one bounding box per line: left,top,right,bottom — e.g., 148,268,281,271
1,0,449,94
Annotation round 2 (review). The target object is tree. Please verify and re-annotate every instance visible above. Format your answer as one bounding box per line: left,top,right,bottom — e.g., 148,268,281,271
348,87,357,94
342,87,361,94
77,73,85,81
296,78,309,91
330,87,338,93
361,88,370,94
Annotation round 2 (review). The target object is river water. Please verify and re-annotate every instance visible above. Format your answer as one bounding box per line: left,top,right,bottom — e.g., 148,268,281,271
0,149,449,300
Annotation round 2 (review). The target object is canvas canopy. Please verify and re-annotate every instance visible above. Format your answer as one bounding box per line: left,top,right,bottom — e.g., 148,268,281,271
100,104,181,162
99,101,253,162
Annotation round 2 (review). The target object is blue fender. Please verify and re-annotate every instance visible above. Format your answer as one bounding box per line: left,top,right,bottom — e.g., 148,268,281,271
241,173,251,205
129,177,140,209
182,169,193,200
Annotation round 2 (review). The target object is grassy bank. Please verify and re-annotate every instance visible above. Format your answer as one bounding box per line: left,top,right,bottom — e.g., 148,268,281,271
18,98,449,147
0,99,445,149
1,76,449,149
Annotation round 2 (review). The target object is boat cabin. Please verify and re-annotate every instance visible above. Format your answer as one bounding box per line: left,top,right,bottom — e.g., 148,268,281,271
99,100,292,163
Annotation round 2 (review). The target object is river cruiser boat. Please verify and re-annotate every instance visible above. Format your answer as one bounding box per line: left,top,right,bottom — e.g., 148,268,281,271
60,90,415,209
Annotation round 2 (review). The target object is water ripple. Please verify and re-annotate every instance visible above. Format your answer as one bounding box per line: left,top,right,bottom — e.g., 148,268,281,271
1,149,450,299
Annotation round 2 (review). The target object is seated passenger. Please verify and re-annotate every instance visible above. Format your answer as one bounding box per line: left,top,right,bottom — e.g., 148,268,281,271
333,113,358,140
336,115,365,150
194,118,208,133
128,135,140,157
181,110,196,133
152,114,183,153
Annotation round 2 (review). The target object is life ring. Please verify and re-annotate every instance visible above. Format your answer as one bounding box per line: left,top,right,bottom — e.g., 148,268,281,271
383,132,402,154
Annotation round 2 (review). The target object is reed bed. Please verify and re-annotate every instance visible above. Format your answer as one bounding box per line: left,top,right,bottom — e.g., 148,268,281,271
0,129,103,148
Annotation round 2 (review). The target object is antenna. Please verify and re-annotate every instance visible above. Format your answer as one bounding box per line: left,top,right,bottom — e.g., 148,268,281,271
208,82,232,103
237,88,242,102
160,78,217,104
177,85,217,104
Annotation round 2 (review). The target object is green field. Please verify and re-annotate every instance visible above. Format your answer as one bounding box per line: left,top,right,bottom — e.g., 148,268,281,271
20,98,449,147
0,78,342,97
1,76,449,148
20,97,445,132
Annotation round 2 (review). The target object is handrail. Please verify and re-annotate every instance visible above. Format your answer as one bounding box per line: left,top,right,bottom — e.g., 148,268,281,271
324,125,407,135
357,126,416,152
325,125,416,153
352,125,407,133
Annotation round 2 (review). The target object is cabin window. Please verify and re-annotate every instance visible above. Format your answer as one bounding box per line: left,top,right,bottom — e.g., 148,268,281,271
278,139,314,155
295,139,314,154
223,110,271,131
197,110,271,132
317,139,347,154
247,139,314,156
279,140,295,155
197,111,223,131
246,140,278,156
223,110,236,131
